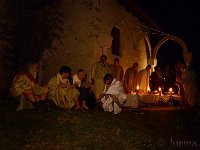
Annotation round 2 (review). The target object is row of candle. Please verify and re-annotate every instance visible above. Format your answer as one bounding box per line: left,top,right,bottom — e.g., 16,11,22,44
134,85,173,95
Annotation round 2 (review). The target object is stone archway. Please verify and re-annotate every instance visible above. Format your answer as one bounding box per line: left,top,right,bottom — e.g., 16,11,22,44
151,34,192,66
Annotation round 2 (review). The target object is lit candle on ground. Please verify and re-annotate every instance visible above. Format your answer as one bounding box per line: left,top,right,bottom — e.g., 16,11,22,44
169,88,173,96
158,87,162,96
136,85,139,94
147,87,150,94
169,87,173,106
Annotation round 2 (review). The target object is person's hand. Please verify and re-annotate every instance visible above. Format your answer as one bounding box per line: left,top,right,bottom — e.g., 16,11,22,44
71,84,76,88
98,93,106,99
58,83,68,88
90,78,95,85
24,88,33,95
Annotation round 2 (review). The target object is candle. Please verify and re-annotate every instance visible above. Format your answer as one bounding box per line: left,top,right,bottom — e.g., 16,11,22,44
136,85,139,94
169,87,173,106
169,87,173,96
147,87,150,94
158,87,162,96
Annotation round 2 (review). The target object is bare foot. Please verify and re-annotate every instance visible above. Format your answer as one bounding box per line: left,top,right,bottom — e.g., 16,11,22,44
82,105,89,110
75,105,81,110
65,107,72,113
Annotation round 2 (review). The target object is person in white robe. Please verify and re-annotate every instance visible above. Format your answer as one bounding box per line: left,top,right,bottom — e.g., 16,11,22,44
99,74,127,114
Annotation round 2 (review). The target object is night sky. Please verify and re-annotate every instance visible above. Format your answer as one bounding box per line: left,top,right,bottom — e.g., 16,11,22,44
133,0,200,89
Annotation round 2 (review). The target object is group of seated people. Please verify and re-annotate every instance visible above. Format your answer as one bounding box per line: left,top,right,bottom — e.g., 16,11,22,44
10,56,198,114
10,61,126,114
10,63,96,112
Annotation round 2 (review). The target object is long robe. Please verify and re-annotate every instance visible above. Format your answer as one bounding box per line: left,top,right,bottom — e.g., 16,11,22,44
101,78,127,114
123,67,138,93
10,72,49,111
48,73,80,108
137,69,150,93
109,64,124,82
181,66,198,106
150,71,163,91
89,61,111,99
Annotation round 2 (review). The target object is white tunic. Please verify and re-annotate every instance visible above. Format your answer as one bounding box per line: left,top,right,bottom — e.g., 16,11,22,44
101,78,127,114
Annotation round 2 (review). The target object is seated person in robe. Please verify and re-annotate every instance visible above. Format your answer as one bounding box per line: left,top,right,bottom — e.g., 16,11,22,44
98,74,127,114
10,62,49,112
72,69,94,110
47,66,80,111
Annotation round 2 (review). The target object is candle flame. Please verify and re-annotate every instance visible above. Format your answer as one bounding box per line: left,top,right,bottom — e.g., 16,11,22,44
158,87,161,92
136,85,139,90
169,88,172,92
147,87,150,91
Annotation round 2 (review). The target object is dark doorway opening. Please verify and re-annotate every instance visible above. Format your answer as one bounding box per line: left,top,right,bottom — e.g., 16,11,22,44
156,41,184,69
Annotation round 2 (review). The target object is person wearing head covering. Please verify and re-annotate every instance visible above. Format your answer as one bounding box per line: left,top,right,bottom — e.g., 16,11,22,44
137,64,151,93
123,62,139,94
109,58,124,82
48,66,80,111
177,62,198,106
98,74,127,114
10,62,49,112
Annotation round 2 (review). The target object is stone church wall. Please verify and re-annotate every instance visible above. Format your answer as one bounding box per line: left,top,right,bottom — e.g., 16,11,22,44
40,0,149,85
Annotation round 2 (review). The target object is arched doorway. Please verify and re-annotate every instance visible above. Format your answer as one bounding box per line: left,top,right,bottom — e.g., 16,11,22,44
156,41,184,69
152,34,192,67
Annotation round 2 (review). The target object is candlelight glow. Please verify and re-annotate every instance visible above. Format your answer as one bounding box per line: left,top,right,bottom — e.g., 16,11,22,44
158,87,161,92
136,85,139,90
169,88,172,92
147,87,150,91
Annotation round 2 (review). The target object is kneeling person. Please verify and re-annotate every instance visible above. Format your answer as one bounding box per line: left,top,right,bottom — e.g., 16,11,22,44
48,66,80,111
99,74,127,114
72,69,94,110
10,63,49,112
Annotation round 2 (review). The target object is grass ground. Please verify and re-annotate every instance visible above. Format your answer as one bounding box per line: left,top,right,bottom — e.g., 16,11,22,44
0,96,200,150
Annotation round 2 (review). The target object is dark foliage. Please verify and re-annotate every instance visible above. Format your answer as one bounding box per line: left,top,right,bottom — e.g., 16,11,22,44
0,0,64,72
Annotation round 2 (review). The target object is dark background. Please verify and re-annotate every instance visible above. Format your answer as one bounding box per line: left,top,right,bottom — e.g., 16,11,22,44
133,0,200,91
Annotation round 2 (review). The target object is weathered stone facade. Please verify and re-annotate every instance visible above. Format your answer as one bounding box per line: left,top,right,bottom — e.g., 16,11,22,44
40,0,150,85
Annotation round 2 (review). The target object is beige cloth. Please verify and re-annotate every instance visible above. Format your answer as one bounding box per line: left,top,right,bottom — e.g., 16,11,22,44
124,67,138,93
109,64,124,82
123,94,138,108
89,61,111,99
137,69,150,93
181,66,198,106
